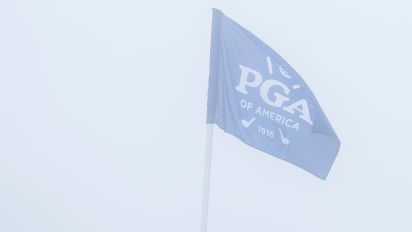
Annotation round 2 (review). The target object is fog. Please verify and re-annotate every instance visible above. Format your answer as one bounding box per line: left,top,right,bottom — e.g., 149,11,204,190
1,0,411,231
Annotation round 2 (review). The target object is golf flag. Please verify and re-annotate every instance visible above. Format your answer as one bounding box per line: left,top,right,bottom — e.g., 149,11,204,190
206,9,341,179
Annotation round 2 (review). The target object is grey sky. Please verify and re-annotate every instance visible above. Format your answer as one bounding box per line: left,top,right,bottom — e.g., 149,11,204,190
1,1,411,231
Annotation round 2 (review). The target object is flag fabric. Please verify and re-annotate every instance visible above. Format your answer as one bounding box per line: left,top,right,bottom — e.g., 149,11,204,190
206,9,341,180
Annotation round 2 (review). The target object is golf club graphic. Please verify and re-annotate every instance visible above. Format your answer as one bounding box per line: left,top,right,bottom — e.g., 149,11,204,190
241,117,256,128
278,128,290,145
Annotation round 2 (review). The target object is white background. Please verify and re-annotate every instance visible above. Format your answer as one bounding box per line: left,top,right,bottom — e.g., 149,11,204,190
1,0,412,231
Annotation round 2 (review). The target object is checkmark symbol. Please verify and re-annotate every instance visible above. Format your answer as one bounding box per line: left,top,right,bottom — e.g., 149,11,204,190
241,117,256,128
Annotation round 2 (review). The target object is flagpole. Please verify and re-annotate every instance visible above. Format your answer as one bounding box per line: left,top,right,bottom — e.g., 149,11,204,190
200,124,214,232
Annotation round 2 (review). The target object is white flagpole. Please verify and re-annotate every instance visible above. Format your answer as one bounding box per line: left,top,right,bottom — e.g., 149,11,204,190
200,124,214,232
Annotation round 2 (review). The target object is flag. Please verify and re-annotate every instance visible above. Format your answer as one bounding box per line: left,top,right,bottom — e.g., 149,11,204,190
206,9,341,180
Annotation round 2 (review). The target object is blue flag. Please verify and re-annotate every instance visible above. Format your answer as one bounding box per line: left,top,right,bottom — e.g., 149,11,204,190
206,9,341,180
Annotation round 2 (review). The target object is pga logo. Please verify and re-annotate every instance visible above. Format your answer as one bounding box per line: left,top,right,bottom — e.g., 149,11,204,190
235,65,313,125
